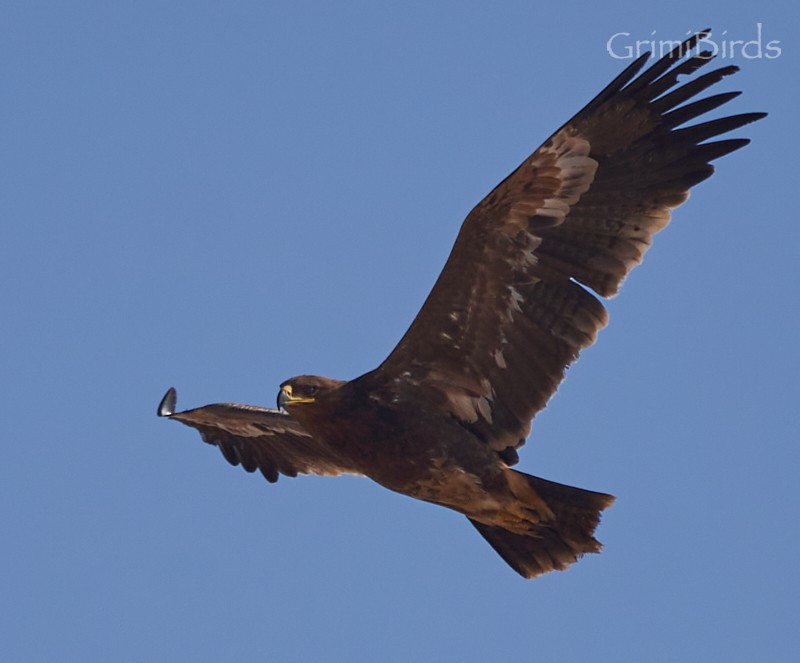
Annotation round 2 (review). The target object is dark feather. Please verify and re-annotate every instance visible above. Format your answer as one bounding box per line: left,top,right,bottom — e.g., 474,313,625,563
379,31,765,459
158,389,359,481
158,30,764,580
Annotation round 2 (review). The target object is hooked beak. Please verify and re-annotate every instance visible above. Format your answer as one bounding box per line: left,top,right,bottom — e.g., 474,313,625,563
277,384,314,410
277,387,289,410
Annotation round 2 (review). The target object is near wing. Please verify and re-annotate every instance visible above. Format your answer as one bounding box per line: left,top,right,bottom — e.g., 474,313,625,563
379,30,765,464
157,388,360,482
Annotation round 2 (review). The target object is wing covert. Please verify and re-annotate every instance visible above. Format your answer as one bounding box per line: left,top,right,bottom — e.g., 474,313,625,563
157,388,359,482
378,31,765,461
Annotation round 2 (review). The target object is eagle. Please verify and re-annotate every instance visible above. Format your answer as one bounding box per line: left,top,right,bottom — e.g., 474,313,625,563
158,31,764,579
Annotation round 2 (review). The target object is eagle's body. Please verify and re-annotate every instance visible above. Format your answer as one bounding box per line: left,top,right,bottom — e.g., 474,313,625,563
287,373,522,512
159,31,764,578
271,373,613,575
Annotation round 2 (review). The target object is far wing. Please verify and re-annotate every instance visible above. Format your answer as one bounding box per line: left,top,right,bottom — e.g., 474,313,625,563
157,388,360,482
378,31,765,463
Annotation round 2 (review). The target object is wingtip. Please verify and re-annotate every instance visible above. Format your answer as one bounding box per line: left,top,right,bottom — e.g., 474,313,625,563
158,387,177,417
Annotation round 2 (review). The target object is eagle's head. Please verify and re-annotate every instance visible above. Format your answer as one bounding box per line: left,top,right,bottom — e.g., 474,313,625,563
277,375,345,410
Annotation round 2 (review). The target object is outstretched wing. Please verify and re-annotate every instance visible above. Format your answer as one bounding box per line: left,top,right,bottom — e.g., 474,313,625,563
379,31,765,463
157,388,360,482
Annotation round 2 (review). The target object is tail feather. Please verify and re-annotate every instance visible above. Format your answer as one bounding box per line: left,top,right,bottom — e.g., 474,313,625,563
470,471,615,579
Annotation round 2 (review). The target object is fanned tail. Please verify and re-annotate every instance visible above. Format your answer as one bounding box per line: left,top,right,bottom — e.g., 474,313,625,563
470,471,615,579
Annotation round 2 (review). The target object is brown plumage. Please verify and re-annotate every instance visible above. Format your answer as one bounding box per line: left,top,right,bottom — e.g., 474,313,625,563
159,31,764,578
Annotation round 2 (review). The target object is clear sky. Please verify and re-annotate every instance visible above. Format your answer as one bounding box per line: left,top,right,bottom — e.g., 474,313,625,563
2,2,797,662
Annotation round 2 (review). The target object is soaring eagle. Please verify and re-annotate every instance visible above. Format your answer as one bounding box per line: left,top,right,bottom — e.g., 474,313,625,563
159,31,764,578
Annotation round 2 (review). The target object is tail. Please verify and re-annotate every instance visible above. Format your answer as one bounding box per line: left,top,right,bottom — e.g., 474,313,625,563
469,471,615,579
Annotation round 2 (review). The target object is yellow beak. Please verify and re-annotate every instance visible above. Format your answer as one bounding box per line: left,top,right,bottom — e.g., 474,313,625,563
277,384,315,409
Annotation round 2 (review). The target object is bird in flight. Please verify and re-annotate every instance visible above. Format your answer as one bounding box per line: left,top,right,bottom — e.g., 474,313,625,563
159,30,764,578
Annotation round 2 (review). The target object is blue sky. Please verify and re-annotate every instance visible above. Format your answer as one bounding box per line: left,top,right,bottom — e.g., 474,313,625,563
2,2,797,662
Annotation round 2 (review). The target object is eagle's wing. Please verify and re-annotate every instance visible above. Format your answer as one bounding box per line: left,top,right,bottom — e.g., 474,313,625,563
378,31,765,463
157,388,360,482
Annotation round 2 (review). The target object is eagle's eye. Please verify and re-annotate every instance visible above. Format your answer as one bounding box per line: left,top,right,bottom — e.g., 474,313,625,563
303,385,319,397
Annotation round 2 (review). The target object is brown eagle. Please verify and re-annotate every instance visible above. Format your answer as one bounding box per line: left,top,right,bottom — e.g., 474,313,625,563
159,31,764,578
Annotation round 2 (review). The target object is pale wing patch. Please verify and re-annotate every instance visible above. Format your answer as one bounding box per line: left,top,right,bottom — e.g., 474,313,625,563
445,390,493,424
428,370,497,426
506,132,598,233
435,134,598,432
509,286,524,312
476,395,493,423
